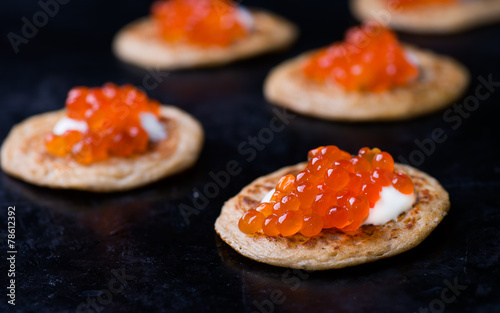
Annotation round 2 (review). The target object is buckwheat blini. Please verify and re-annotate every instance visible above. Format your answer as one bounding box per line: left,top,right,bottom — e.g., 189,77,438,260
113,0,298,70
215,146,450,270
350,0,500,34
264,23,469,122
1,83,204,192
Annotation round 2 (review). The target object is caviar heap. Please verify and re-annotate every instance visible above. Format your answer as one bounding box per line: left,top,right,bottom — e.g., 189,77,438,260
302,24,419,92
45,83,161,164
238,146,415,237
151,0,250,47
389,0,457,8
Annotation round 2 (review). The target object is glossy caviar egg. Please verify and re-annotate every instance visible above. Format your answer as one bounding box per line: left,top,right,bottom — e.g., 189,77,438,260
276,174,296,193
324,166,350,190
278,210,304,237
238,146,415,237
371,169,394,186
361,182,382,208
341,196,370,231
294,182,316,208
350,156,371,172
312,192,337,216
372,152,395,172
324,205,350,229
300,213,324,237
307,146,324,160
238,209,265,234
255,202,274,217
392,172,415,195
270,190,284,202
302,24,419,92
280,194,301,211
45,83,161,165
262,214,280,236
308,155,329,177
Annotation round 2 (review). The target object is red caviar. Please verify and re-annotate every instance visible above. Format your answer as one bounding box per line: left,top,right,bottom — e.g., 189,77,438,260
151,0,250,47
390,0,457,9
45,83,161,165
302,24,419,92
238,146,415,237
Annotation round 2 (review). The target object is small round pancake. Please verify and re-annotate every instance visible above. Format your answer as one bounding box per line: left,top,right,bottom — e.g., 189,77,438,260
215,162,450,270
350,0,500,34
112,9,299,70
264,46,469,121
0,106,204,192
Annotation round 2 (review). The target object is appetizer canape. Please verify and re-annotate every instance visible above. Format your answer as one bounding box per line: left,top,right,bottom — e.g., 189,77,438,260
264,23,469,121
113,0,298,69
1,83,204,192
215,146,449,270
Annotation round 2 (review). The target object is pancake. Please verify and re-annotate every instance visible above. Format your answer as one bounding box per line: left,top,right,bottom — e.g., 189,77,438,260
1,105,204,192
215,162,450,270
264,46,469,121
113,10,298,69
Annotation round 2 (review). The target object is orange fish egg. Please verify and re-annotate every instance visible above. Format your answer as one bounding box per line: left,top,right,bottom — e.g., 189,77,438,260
263,214,280,236
45,83,161,164
239,210,265,234
151,0,250,47
238,146,415,237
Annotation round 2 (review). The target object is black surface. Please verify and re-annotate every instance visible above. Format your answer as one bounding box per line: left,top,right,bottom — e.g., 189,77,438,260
1,1,499,312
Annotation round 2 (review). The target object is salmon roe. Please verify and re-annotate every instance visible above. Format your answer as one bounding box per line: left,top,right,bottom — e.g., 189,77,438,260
45,83,161,165
302,24,419,92
151,0,250,47
238,146,415,237
390,0,457,9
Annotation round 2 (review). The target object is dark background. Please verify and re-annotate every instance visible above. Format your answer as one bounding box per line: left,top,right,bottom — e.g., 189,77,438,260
0,0,499,312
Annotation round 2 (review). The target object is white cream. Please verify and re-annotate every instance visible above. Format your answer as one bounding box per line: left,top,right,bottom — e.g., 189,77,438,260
362,186,416,225
260,185,416,226
52,112,166,143
52,117,88,135
238,7,254,31
261,188,276,203
139,112,167,142
405,50,420,67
